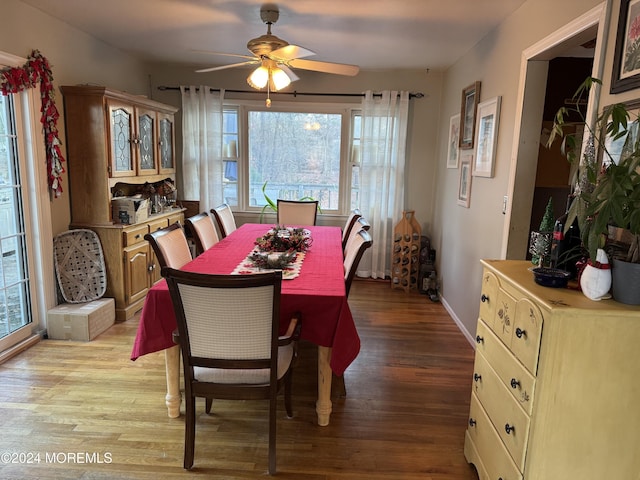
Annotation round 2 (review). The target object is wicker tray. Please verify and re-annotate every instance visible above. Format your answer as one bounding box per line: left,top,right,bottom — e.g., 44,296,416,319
53,229,107,303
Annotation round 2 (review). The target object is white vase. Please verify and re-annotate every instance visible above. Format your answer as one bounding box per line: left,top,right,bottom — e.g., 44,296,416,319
580,248,612,301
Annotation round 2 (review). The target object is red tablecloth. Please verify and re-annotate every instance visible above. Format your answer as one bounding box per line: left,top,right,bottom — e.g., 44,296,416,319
130,224,360,375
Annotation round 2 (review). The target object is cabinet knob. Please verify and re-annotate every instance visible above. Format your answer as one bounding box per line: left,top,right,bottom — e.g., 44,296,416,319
481,294,489,303
135,234,141,239
504,423,515,435
515,327,526,338
475,335,484,344
473,373,482,382
510,378,520,389
468,418,476,427
148,263,155,272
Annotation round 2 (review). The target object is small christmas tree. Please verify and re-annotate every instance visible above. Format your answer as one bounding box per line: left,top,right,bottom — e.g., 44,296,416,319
531,197,554,266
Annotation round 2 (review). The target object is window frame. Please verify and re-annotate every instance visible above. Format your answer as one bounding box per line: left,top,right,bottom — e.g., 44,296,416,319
223,99,360,216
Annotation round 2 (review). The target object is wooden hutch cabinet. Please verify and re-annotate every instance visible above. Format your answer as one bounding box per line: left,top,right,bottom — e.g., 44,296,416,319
465,260,640,480
61,85,183,321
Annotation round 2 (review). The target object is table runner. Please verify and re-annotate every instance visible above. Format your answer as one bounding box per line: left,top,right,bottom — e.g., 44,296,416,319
130,223,360,375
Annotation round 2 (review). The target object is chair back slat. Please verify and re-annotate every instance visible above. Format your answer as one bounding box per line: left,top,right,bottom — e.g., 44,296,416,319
342,209,363,250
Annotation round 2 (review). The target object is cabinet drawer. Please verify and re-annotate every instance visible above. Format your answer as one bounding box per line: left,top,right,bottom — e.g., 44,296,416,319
476,320,535,415
148,218,169,234
123,225,148,247
167,212,183,226
492,287,517,347
512,296,543,375
472,351,530,470
466,393,522,480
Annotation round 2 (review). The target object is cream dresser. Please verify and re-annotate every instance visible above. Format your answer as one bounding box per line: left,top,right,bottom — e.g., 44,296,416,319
464,259,640,480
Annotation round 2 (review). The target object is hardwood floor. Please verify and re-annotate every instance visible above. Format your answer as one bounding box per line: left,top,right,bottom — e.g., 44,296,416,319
0,280,477,479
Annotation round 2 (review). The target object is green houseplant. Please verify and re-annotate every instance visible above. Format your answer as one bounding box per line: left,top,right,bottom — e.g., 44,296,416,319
547,77,640,303
259,181,321,222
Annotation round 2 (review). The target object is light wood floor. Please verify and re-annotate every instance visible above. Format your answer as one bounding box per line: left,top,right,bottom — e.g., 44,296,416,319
0,280,477,479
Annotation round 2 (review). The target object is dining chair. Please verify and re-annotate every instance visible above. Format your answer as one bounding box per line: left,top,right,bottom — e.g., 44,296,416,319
144,222,192,270
184,212,219,256
343,217,371,257
276,199,318,226
161,267,302,474
334,228,373,398
342,208,363,251
211,203,237,238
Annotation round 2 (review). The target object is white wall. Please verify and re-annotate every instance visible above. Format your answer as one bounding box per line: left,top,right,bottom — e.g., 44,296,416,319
4,0,150,235
433,0,605,340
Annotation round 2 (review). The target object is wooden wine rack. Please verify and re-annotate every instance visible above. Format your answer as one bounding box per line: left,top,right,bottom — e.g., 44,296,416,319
391,210,421,292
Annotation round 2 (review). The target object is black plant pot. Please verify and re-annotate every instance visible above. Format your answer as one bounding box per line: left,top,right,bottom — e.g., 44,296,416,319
611,258,640,305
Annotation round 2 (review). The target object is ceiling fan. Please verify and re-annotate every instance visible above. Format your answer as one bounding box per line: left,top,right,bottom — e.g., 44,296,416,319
196,4,359,98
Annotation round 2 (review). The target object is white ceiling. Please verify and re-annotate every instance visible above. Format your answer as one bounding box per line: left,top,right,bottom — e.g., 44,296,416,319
20,0,531,72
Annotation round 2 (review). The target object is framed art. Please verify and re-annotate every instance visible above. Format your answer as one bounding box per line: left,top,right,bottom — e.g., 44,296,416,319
473,96,501,177
459,81,481,149
457,152,473,208
447,113,461,168
611,0,640,93
602,99,640,166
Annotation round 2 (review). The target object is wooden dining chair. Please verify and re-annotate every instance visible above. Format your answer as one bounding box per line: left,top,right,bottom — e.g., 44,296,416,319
211,203,237,238
342,209,363,251
144,222,192,270
184,212,219,256
343,217,371,258
161,267,302,474
276,199,318,226
334,228,373,398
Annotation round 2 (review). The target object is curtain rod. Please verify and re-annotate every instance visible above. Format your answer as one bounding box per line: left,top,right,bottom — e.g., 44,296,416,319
157,85,424,99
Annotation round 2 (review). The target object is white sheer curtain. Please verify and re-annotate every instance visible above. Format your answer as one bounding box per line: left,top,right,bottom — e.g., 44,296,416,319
180,86,225,208
358,90,410,279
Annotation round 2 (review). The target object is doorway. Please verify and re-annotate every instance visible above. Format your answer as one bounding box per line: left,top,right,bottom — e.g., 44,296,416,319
502,3,607,260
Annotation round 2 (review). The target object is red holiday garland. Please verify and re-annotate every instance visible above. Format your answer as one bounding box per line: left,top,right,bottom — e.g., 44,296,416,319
0,50,65,198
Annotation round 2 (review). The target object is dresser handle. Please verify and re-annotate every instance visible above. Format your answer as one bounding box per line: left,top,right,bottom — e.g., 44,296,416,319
510,378,520,389
481,294,489,303
515,327,526,338
473,373,482,382
135,234,141,239
475,335,484,344
505,423,515,435
468,418,476,427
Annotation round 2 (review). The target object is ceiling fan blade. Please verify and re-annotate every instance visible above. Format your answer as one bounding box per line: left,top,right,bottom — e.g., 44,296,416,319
288,59,359,76
270,44,315,61
278,64,299,82
192,50,256,61
196,60,258,73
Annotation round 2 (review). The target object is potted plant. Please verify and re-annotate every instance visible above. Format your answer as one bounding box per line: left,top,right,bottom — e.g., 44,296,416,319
259,181,321,222
547,77,640,303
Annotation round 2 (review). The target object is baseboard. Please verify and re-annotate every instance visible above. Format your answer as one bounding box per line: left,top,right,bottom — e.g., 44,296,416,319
0,334,41,365
440,296,476,349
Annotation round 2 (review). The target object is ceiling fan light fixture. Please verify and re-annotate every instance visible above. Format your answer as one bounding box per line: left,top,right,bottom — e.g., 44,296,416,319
270,67,291,91
247,65,269,89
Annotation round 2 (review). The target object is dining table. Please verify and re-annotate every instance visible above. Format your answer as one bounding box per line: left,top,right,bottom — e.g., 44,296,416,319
130,223,360,426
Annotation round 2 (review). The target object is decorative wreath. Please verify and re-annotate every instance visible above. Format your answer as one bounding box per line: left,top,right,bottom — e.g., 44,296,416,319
0,50,65,198
254,225,312,253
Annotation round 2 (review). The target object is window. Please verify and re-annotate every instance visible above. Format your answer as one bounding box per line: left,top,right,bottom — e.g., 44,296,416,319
221,102,359,215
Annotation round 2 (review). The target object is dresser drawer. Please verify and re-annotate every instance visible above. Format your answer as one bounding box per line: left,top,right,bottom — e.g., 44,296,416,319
123,225,148,247
472,350,530,470
148,218,169,234
476,320,535,415
511,296,543,375
479,269,499,325
466,393,522,480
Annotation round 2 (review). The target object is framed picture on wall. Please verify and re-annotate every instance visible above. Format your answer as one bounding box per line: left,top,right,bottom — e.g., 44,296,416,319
611,0,640,93
447,113,461,168
473,96,501,177
457,152,473,208
459,81,481,149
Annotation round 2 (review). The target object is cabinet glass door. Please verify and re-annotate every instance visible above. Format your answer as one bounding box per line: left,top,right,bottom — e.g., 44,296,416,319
137,110,157,175
159,114,175,173
108,101,135,177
